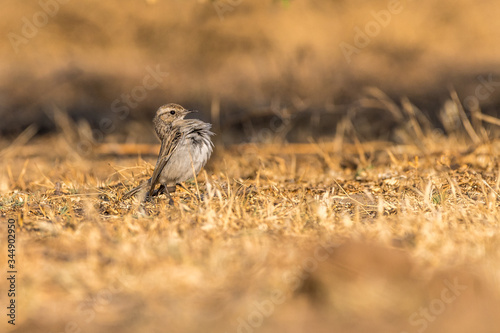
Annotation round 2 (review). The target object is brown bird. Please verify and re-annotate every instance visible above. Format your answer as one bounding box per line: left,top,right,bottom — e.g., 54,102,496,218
123,103,214,203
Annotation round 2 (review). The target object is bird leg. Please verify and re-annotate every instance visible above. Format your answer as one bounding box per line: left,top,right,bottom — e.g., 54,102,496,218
148,184,176,205
164,185,174,205
151,184,175,194
150,184,165,197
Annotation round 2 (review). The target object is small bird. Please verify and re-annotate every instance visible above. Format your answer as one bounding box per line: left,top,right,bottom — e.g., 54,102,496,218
123,103,214,203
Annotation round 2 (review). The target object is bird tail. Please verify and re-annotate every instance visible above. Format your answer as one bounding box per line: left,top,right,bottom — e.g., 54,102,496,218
122,178,151,200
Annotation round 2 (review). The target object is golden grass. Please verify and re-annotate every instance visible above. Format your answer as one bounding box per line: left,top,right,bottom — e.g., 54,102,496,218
2,97,500,332
2,1,500,331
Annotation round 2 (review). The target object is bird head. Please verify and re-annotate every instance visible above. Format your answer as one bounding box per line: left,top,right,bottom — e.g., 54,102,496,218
155,103,191,123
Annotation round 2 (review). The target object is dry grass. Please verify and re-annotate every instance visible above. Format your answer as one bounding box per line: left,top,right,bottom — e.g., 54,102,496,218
3,1,500,331
2,96,500,333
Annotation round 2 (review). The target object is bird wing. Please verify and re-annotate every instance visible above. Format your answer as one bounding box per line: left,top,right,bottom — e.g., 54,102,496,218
148,128,183,196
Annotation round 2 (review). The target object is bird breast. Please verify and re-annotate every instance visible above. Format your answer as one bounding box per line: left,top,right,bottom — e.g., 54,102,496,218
158,121,213,184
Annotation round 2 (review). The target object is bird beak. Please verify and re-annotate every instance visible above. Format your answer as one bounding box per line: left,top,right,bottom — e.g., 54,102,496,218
187,109,198,114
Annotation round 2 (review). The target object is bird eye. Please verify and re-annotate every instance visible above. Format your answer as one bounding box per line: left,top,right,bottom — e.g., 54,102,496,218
170,110,176,115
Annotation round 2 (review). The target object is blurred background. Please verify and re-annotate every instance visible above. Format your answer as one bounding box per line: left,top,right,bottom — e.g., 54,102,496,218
2,0,500,145
0,0,500,143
